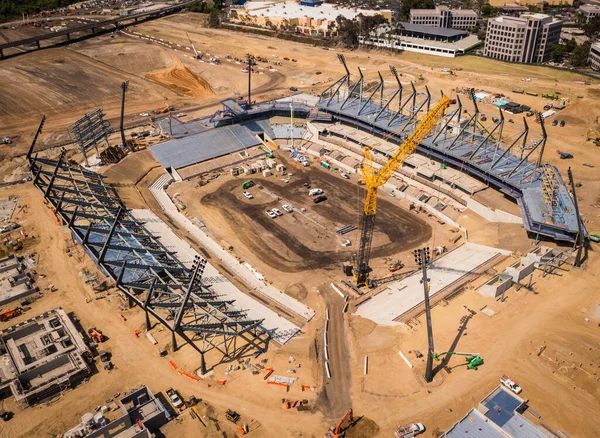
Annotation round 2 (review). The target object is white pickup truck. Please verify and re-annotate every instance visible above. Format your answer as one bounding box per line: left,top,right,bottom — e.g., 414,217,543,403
166,388,184,409
500,375,522,394
395,423,425,438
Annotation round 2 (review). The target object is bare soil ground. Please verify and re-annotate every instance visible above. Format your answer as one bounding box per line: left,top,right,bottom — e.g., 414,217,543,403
2,12,600,438
193,155,431,272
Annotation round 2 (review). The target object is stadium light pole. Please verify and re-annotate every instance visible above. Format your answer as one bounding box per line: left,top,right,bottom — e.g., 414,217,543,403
120,81,129,149
414,247,434,383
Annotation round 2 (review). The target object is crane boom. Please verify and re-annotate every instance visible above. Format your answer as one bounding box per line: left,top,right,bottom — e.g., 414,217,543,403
353,95,451,287
186,32,200,59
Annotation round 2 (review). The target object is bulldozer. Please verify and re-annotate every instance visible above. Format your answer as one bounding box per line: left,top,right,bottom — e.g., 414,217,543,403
325,409,354,438
88,327,105,343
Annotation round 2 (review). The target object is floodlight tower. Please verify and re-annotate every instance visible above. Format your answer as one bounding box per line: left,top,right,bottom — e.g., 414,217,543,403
247,54,253,109
414,247,434,383
120,80,129,150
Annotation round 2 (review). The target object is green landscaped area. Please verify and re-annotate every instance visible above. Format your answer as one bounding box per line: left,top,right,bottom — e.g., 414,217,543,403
389,50,600,83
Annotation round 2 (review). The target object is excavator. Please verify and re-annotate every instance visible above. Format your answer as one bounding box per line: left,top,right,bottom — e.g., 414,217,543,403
324,409,354,438
586,128,600,146
349,95,451,287
433,351,483,370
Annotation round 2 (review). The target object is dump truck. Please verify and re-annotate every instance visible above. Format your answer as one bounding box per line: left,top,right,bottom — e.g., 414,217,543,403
394,423,425,438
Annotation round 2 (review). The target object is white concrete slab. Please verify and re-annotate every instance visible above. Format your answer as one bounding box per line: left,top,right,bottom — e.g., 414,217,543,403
130,209,301,345
355,242,511,326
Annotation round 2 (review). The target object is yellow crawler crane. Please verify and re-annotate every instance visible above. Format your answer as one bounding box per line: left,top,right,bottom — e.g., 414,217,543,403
352,95,451,287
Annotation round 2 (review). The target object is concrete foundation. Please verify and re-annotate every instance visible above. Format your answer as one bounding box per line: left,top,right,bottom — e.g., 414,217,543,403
479,274,513,298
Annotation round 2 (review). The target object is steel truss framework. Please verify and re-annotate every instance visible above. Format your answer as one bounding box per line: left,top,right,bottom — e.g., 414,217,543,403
27,132,268,373
318,59,583,242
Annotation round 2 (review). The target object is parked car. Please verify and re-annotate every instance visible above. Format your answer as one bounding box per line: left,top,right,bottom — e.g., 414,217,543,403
291,58,297,62
266,210,277,219
283,57,290,61
309,188,323,196
313,195,327,204
272,208,283,216
176,112,186,117
243,191,253,199
552,119,558,126
560,120,565,127
289,87,298,92
302,161,309,167
315,71,322,75
139,112,149,117
340,172,350,179
282,204,293,213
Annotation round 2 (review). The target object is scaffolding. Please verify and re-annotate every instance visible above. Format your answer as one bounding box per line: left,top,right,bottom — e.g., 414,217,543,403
541,167,562,224
67,109,112,167
27,135,268,373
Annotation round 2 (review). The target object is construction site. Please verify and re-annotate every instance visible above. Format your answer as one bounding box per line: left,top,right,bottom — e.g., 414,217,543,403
1,6,600,438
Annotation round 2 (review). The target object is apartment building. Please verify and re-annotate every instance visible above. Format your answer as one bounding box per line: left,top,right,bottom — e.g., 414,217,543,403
484,14,562,63
590,42,600,71
409,6,478,29
579,4,600,24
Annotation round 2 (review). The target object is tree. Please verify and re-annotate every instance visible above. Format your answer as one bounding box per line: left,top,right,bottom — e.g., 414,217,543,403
208,10,221,28
583,16,600,40
481,5,497,17
549,43,568,62
570,41,591,67
476,28,486,41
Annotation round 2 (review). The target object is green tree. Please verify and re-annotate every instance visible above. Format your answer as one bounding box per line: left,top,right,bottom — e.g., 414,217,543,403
583,16,600,40
549,43,568,62
208,10,221,28
570,41,591,67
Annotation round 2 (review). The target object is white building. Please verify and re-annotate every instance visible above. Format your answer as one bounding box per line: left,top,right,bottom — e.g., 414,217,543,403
484,14,562,63
590,42,600,71
359,23,481,58
579,4,600,24
410,6,478,29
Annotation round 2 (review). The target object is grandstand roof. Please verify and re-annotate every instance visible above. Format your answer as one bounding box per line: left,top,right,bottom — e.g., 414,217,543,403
398,22,469,38
150,120,272,170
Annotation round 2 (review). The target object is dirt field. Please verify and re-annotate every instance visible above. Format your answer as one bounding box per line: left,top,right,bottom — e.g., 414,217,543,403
2,11,600,438
183,155,432,273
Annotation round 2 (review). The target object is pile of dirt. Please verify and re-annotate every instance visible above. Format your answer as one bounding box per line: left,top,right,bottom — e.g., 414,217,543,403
146,59,214,97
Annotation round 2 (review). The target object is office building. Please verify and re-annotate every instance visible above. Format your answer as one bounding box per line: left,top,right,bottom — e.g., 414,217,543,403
484,14,562,63
409,6,478,29
590,42,600,71
579,4,600,24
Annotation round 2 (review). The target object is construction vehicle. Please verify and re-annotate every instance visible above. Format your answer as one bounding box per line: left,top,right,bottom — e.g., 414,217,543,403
88,327,105,343
433,351,483,370
395,423,425,438
500,374,522,394
388,260,404,272
348,95,451,287
153,105,174,115
324,409,354,438
225,409,240,424
166,388,184,409
0,307,22,322
186,32,202,60
586,128,600,146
